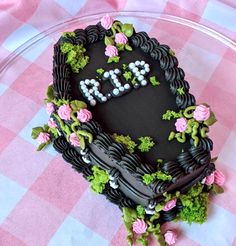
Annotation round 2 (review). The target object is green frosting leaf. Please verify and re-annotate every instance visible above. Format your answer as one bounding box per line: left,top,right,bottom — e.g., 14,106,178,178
96,68,105,75
125,44,133,51
121,23,134,37
143,173,156,185
112,133,137,153
88,165,109,194
204,111,217,126
138,136,155,152
37,142,50,151
176,87,185,95
169,48,175,56
46,85,55,101
104,36,114,46
70,100,87,111
116,43,125,51
107,56,120,63
123,71,132,81
212,184,224,194
149,76,160,86
31,127,44,139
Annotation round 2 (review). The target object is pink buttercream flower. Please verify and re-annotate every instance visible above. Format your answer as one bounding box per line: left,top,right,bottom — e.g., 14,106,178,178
58,104,72,120
132,219,147,234
175,117,188,132
214,170,225,186
164,230,177,245
115,33,128,44
202,172,215,185
163,198,177,211
37,132,50,144
46,102,54,115
48,118,57,128
77,108,92,123
49,81,53,85
105,45,118,57
101,14,113,30
193,105,210,121
69,133,81,147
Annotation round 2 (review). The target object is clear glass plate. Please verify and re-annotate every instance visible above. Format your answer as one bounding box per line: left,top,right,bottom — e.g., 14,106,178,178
1,12,235,245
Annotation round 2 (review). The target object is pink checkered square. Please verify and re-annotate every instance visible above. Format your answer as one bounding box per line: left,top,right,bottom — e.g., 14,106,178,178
211,162,236,215
27,0,70,31
0,126,16,154
1,56,31,86
187,29,228,57
1,191,66,246
199,85,236,129
223,46,236,63
163,2,201,22
11,63,52,105
209,122,231,157
0,88,40,133
0,11,22,46
2,1,40,23
71,189,122,240
0,136,53,188
33,44,54,72
208,58,236,96
185,73,208,100
30,156,89,213
0,228,27,246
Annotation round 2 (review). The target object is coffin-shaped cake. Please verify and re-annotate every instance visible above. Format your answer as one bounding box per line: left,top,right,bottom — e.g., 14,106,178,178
32,14,225,245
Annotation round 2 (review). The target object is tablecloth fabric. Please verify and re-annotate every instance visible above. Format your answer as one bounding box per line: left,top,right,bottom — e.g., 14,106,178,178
0,1,236,245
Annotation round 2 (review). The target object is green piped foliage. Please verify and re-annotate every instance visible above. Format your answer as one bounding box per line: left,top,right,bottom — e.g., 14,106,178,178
138,136,155,152
112,133,137,153
143,171,172,185
179,183,208,224
60,42,89,73
149,76,160,86
162,110,183,120
88,165,109,194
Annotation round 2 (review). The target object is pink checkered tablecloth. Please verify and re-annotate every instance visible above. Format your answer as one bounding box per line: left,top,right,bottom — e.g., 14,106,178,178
0,1,236,245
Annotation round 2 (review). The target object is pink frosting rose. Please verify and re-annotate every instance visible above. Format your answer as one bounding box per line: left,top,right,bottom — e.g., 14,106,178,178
58,104,72,120
202,172,215,185
132,219,147,234
69,133,81,147
77,108,92,123
46,102,54,115
105,45,118,57
175,117,188,132
48,119,57,128
163,198,177,211
101,14,113,29
214,170,225,186
193,105,210,121
37,132,50,144
115,33,128,44
164,230,177,245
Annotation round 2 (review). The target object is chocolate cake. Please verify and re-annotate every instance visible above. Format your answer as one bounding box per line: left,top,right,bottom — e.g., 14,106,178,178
32,14,225,245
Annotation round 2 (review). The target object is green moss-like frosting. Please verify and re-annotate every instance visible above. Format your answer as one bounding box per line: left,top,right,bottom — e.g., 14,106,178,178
149,76,160,86
138,136,155,152
143,171,172,185
88,165,109,194
60,42,89,73
162,110,183,120
179,183,208,224
112,133,137,153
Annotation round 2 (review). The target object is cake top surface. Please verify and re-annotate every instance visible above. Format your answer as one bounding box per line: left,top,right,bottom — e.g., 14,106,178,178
32,14,225,246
